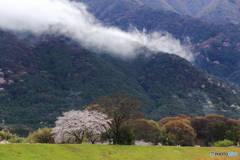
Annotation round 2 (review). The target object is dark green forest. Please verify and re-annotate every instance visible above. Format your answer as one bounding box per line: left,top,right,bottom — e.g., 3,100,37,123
0,31,240,128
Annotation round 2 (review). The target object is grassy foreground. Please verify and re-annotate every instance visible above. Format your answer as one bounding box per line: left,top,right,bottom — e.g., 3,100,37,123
0,144,239,160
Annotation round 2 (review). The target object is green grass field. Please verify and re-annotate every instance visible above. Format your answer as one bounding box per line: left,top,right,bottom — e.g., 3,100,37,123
0,144,239,160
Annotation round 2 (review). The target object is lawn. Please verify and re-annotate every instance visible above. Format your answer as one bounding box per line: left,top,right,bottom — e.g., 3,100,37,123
0,144,239,160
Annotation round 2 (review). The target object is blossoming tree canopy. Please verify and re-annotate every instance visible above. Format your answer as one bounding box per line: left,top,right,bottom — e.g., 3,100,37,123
51,110,111,144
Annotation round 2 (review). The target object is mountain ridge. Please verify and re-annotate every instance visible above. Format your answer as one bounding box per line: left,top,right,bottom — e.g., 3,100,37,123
1,0,240,127
137,0,240,23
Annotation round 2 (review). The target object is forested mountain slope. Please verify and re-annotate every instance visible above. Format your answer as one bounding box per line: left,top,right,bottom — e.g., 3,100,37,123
78,0,240,84
0,0,240,127
0,30,240,127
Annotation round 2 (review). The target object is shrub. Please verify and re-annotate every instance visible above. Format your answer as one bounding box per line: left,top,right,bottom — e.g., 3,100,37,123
8,137,26,143
0,130,15,140
214,139,234,147
28,127,54,143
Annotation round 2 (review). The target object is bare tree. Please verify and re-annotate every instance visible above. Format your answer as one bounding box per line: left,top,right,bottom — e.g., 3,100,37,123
52,110,111,144
97,93,144,144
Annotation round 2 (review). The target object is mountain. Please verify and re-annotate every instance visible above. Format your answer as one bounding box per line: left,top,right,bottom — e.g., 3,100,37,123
1,0,240,128
0,29,240,128
137,0,240,24
79,0,240,24
78,0,240,82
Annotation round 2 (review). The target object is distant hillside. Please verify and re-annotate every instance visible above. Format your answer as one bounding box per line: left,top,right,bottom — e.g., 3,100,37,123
1,0,240,127
78,0,240,81
81,0,240,24
137,0,240,24
0,30,240,128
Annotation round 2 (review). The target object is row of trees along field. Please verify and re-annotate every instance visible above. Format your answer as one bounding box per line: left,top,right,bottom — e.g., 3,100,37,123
0,93,240,146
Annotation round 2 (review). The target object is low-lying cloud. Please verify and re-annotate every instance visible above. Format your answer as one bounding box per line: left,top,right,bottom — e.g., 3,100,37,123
0,0,194,61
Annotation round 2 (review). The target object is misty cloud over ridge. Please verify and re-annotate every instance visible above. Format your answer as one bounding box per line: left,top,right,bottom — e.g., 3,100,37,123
0,0,193,61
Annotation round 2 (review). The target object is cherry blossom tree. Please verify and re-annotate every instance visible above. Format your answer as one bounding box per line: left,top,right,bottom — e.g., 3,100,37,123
51,110,111,144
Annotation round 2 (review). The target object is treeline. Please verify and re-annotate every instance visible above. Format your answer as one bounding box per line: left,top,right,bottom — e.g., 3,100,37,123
1,114,239,146
1,94,239,147
157,114,240,146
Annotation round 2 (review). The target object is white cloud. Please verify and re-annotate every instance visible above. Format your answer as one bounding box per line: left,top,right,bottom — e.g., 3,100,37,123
0,0,194,61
